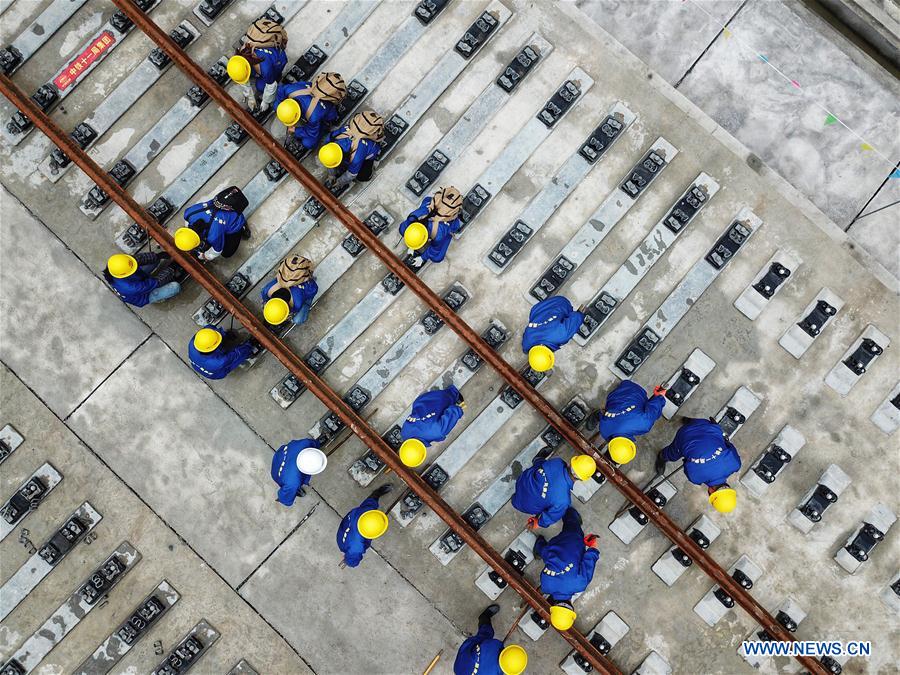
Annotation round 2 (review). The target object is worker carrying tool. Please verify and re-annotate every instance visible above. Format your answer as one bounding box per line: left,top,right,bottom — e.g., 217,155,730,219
398,186,463,268
175,186,251,261
319,111,384,190
521,296,585,373
104,252,181,306
596,380,667,465
398,386,465,467
454,604,528,675
227,17,288,112
188,326,256,380
337,484,393,567
271,439,326,506
656,418,741,513
534,508,599,630
275,72,346,149
260,254,318,327
512,450,597,529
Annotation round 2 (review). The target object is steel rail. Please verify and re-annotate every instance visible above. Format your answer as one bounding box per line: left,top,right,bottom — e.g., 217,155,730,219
0,73,620,675
105,4,828,672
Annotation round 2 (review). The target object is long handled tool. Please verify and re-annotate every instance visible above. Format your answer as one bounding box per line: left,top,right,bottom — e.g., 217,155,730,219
504,605,530,641
422,650,443,675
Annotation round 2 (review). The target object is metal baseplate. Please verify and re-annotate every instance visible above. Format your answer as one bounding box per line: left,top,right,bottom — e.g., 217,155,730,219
0,423,25,465
693,554,764,626
733,249,802,320
880,570,900,614
475,530,537,600
151,620,220,675
825,324,890,396
787,464,851,534
870,382,900,435
0,462,63,541
739,597,807,667
714,386,762,440
609,479,677,545
651,514,721,586
661,349,716,419
634,651,672,675
740,425,806,498
834,503,896,574
193,0,233,25
779,287,844,359
559,611,630,674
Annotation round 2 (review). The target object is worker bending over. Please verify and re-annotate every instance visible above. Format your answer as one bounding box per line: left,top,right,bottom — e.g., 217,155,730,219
398,385,466,467
399,186,463,268
260,254,318,327
522,296,584,373
454,604,528,675
337,484,392,567
227,18,288,113
175,186,251,261
319,111,384,190
271,439,326,506
657,418,741,513
104,252,181,306
189,326,255,380
512,450,597,529
275,72,346,149
597,379,667,465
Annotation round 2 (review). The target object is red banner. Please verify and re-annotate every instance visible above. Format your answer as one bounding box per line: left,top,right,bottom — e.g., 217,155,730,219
53,31,116,91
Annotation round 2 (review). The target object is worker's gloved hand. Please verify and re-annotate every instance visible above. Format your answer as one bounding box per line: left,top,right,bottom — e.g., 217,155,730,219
200,248,220,262
526,516,540,530
654,451,667,476
653,385,667,397
331,172,354,191
409,255,424,268
583,533,599,548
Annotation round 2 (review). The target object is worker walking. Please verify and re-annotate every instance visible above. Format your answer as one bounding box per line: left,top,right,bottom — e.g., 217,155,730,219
596,380,667,466
399,186,463,268
319,111,384,190
534,507,599,631
656,418,741,513
522,296,584,373
453,604,528,675
227,17,288,113
512,451,597,529
275,72,346,149
260,254,318,327
104,252,181,306
188,326,255,380
271,439,326,506
398,385,465,467
175,186,251,261
337,484,393,567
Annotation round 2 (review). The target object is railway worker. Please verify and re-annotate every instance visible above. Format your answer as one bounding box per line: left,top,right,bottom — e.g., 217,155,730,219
275,72,346,150
655,418,741,514
260,254,318,327
596,380,668,466
398,385,466,467
271,439,326,506
188,326,255,380
512,450,596,529
337,484,393,567
454,604,528,675
175,186,251,262
227,17,288,113
533,507,599,631
521,296,584,373
398,186,463,268
104,252,181,306
319,111,384,191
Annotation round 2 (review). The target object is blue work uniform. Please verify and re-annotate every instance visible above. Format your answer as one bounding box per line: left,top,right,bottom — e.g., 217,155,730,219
271,438,320,506
274,81,340,149
535,508,599,601
259,278,319,325
400,385,464,446
105,269,158,307
599,380,665,441
187,326,254,380
511,457,574,528
184,200,247,254
337,496,379,567
661,419,742,487
453,623,504,675
326,128,381,176
521,296,584,353
398,196,462,263
251,46,287,93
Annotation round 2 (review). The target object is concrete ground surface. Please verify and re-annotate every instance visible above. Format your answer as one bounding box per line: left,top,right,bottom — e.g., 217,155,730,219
0,1,898,674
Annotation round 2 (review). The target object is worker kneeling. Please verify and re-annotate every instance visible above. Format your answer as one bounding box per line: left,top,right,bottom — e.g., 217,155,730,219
275,72,346,149
597,379,667,465
337,484,392,567
319,110,384,190
188,326,256,380
177,186,251,262
104,252,181,307
656,418,741,513
260,254,318,327
512,450,597,529
398,186,463,268
271,439,326,507
522,296,585,373
227,17,288,112
399,385,466,467
454,604,528,675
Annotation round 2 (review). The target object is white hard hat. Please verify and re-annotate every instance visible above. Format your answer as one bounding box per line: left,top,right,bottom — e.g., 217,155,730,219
296,447,327,475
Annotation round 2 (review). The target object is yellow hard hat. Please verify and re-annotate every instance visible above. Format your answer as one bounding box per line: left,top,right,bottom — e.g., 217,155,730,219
570,454,597,481
528,345,555,372
403,221,429,250
264,297,290,325
318,142,343,168
276,98,301,127
550,602,577,631
107,254,137,278
193,328,222,353
226,55,251,84
498,645,527,674
174,227,201,251
608,437,636,465
709,487,738,513
399,438,427,467
357,509,389,539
